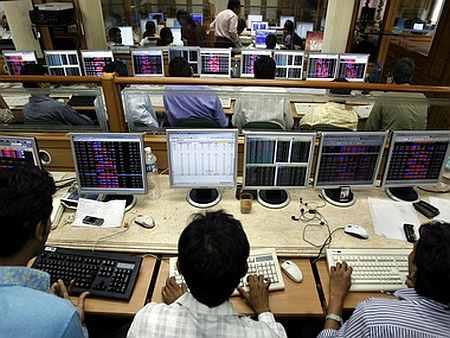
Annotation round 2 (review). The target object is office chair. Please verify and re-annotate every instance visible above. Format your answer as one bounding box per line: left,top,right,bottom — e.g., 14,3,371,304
243,121,284,130
176,118,221,128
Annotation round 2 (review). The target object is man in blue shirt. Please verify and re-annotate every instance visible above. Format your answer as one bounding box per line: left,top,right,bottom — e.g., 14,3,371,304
0,168,88,338
164,57,228,127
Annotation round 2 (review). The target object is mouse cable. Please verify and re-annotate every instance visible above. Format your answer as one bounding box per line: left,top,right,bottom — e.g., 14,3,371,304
312,226,345,265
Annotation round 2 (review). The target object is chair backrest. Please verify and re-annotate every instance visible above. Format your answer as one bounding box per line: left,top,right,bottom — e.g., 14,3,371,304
176,118,220,128
298,123,352,132
243,121,284,130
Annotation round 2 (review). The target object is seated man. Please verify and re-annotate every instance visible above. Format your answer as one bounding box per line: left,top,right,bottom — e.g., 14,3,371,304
318,220,450,338
107,27,123,49
232,56,294,130
365,58,428,131
164,57,227,127
127,210,287,338
21,64,94,126
265,33,279,50
0,168,89,338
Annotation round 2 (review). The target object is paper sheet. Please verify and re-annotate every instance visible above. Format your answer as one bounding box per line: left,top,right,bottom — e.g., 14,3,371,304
3,95,31,107
352,104,374,119
368,198,420,241
73,198,125,228
428,197,450,222
294,103,324,115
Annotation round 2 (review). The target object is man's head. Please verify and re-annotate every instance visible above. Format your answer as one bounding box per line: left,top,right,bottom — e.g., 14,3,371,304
283,20,294,34
158,27,173,46
409,221,450,306
177,211,250,307
176,10,189,26
392,58,415,84
265,33,277,49
144,21,156,36
227,0,241,14
169,56,193,77
254,55,276,79
103,60,129,77
109,27,122,44
20,63,48,89
0,168,55,261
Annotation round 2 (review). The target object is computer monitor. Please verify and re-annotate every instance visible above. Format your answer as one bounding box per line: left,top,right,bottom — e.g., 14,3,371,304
168,47,200,75
306,53,338,81
200,48,232,78
274,51,304,80
413,23,425,31
171,28,184,46
70,133,147,210
167,129,238,208
131,49,164,76
118,26,134,46
251,21,269,36
149,13,165,25
280,16,295,27
240,50,273,78
338,54,369,82
247,15,263,28
296,22,314,39
81,50,114,76
44,50,82,76
255,29,276,48
243,131,316,209
0,135,41,170
192,13,203,25
315,132,388,207
382,131,450,202
2,51,37,75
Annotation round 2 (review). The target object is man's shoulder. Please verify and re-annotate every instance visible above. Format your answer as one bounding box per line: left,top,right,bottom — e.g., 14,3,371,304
18,286,78,315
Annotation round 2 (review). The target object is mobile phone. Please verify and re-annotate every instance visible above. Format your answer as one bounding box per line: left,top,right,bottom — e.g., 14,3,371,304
82,216,104,226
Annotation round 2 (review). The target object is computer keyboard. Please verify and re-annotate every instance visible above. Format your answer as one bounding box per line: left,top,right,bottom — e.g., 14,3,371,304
326,248,411,292
169,248,285,296
32,246,142,301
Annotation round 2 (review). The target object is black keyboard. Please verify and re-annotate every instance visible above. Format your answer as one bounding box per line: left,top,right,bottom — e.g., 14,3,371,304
32,247,142,301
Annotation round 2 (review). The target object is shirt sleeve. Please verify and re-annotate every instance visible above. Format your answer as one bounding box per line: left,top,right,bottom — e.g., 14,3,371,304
364,102,382,131
58,104,95,126
228,14,240,44
213,97,228,127
258,312,288,338
61,311,88,338
231,99,244,129
284,99,294,129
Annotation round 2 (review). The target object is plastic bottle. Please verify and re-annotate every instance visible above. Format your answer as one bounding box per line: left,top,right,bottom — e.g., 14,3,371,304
144,147,161,200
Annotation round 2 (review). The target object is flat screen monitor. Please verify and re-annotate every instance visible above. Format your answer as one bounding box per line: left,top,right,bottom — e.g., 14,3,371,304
44,50,82,76
172,28,183,46
200,48,232,78
131,49,164,76
255,29,276,48
192,13,203,25
251,21,268,36
243,131,315,189
274,51,304,79
241,50,273,77
306,53,338,81
169,47,200,75
118,26,134,46
0,135,41,170
338,53,369,82
247,15,263,28
149,13,164,25
280,16,295,27
70,133,147,195
81,50,114,76
296,22,314,39
2,51,37,75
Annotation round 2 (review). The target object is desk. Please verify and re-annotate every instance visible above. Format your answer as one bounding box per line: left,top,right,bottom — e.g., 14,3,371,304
152,258,323,318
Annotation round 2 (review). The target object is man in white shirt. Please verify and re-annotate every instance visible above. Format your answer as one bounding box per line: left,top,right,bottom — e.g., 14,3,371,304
210,0,241,48
127,211,287,338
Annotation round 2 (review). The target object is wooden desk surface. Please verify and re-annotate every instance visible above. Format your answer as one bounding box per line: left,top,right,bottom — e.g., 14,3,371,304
152,258,323,318
316,260,393,311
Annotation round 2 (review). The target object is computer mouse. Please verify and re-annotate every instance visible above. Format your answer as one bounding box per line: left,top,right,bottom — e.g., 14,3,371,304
344,224,369,240
134,215,156,229
281,260,303,283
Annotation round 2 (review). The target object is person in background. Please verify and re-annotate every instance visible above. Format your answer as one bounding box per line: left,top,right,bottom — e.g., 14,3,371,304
127,210,287,338
107,27,123,49
237,17,247,35
283,20,302,50
21,64,94,126
265,33,279,49
157,27,173,46
163,57,227,127
317,220,450,338
176,10,189,29
233,56,294,130
0,168,89,338
210,0,241,48
0,14,12,40
140,21,158,47
365,58,428,131
182,15,207,47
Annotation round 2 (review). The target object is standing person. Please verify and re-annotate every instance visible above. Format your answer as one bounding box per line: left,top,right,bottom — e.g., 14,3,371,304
210,0,241,48
182,15,208,47
282,20,302,50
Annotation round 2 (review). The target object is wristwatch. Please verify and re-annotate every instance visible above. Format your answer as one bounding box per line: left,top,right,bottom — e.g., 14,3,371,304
326,313,343,326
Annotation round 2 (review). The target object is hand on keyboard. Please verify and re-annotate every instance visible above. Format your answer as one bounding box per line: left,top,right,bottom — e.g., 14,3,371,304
238,274,271,315
329,262,353,302
162,276,187,305
49,279,89,323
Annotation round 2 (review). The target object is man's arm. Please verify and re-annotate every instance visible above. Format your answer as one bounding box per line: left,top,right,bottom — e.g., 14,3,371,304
228,14,240,45
58,104,95,126
61,312,89,338
214,97,228,127
364,102,382,131
283,99,294,129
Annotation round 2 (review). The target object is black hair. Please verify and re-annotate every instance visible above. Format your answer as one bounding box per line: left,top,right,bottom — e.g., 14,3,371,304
20,63,47,88
143,21,156,38
392,57,415,84
103,60,129,77
254,55,276,79
178,211,250,307
237,18,246,34
109,27,122,42
227,0,241,12
284,19,295,33
414,221,450,306
157,27,173,46
0,167,56,257
169,56,193,77
176,10,189,24
330,78,351,95
265,33,277,49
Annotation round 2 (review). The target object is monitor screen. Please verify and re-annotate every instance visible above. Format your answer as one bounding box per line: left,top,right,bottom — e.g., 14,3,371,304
167,129,238,188
280,16,295,27
200,49,231,78
171,28,183,46
132,49,164,76
247,15,263,27
338,54,369,82
306,54,338,81
296,22,314,39
0,136,40,170
274,51,304,79
255,29,276,48
71,133,147,194
81,51,114,76
44,50,82,76
243,132,315,189
118,26,134,46
315,132,387,188
383,131,450,187
3,51,37,75
251,21,268,36
169,47,200,74
192,13,203,25
241,50,272,77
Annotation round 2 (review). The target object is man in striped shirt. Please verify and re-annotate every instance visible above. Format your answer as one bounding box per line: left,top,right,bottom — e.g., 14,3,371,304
318,221,450,338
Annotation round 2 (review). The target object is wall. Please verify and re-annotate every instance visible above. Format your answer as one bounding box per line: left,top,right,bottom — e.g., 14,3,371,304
322,0,356,53
79,0,107,49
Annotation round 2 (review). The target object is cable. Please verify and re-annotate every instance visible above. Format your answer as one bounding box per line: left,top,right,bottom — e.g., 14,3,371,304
312,227,345,264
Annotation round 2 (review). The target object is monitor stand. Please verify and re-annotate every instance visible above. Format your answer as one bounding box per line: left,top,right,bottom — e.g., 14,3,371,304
257,189,290,209
187,188,221,208
385,187,419,202
102,195,137,212
320,187,355,207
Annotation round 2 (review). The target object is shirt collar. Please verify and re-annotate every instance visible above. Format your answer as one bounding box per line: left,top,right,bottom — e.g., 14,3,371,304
0,266,50,292
394,288,450,311
176,292,237,316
